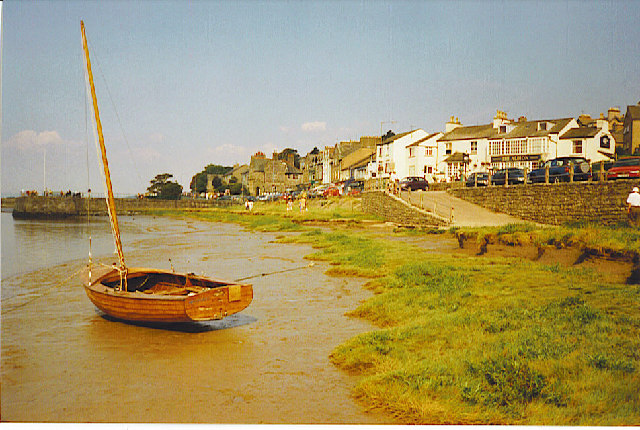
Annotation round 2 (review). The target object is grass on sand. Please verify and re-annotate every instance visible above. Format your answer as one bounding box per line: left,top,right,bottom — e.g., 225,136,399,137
153,197,640,425
287,226,640,425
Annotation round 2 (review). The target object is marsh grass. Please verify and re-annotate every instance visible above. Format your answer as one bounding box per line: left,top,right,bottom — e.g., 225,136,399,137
323,234,640,424
148,203,640,424
460,222,640,254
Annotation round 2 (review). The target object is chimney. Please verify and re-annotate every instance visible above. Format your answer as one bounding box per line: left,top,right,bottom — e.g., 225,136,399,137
493,110,510,129
607,107,621,121
597,117,609,132
445,115,461,132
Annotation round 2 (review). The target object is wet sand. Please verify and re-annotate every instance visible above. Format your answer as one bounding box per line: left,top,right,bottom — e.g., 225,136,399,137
1,217,394,423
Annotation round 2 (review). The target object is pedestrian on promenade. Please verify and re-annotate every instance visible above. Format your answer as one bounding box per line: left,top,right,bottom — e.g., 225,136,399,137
627,186,640,226
299,194,307,212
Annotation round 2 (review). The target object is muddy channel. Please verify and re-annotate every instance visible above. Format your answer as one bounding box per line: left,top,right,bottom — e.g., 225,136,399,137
1,215,398,423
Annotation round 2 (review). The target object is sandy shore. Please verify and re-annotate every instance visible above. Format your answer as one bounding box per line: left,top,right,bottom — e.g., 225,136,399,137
1,216,394,423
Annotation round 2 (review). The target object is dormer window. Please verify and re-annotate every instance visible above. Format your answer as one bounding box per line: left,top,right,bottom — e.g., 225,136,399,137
538,122,547,131
499,126,506,133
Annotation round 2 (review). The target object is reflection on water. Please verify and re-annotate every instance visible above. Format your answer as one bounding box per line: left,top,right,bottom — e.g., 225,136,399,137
100,312,259,333
2,212,122,278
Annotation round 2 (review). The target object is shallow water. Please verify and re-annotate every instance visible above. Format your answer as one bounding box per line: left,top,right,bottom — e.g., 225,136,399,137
1,214,392,423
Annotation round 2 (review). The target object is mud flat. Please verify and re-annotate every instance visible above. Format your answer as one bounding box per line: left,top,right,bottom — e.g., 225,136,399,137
454,231,640,285
1,216,393,423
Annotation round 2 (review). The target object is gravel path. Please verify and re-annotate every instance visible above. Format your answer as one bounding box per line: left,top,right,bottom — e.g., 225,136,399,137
401,190,527,227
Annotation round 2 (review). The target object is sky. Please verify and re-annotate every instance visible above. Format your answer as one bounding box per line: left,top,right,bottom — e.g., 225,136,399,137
2,0,640,196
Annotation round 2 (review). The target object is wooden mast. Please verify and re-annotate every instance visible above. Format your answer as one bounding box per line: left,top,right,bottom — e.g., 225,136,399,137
81,21,127,283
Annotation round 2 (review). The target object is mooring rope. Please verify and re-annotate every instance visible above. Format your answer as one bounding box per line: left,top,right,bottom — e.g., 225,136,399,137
1,266,87,315
233,262,315,283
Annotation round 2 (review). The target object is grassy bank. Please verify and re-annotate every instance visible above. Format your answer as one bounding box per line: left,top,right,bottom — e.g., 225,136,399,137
155,198,639,424
146,196,380,232
449,222,640,255
284,227,639,425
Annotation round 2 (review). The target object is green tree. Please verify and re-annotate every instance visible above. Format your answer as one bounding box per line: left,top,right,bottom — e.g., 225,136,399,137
190,164,232,194
147,173,183,200
229,182,248,195
277,148,300,168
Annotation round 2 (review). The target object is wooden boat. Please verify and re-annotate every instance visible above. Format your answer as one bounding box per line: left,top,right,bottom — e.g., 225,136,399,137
80,21,252,323
82,265,252,323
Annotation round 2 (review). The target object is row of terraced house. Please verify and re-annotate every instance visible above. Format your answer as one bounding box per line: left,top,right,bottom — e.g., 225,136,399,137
236,103,640,195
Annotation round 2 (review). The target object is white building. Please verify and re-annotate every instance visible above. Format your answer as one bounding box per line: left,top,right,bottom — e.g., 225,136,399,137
436,111,616,181
487,116,577,171
557,118,615,164
436,113,511,181
375,129,429,180
406,132,444,182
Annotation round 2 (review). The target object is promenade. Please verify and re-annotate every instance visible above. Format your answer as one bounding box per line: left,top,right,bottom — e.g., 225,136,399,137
400,190,525,227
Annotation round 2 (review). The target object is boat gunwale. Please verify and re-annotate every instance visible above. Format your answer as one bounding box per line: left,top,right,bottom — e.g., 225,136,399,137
82,265,252,301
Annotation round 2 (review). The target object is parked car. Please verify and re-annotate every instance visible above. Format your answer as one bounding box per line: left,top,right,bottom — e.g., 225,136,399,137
344,180,364,194
399,176,429,191
308,184,331,198
323,186,341,197
466,172,489,187
491,168,526,185
606,157,640,180
528,157,591,183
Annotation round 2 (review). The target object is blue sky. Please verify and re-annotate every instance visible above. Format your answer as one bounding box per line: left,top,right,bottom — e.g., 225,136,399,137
2,0,640,196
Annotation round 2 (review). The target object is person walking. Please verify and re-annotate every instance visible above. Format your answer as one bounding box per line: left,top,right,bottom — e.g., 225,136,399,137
627,186,640,226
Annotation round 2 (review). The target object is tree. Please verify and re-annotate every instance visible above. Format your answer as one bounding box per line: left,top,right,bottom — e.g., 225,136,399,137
229,182,248,195
190,164,232,194
147,173,183,200
277,148,300,168
383,130,396,142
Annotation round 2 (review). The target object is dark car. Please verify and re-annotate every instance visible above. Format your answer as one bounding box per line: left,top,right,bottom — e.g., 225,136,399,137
399,176,429,191
466,172,489,187
606,157,640,180
344,180,364,194
491,168,526,185
528,157,591,183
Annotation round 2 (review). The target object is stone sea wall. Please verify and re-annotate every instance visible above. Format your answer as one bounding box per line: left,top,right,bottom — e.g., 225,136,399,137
361,191,450,227
449,180,640,226
10,196,233,218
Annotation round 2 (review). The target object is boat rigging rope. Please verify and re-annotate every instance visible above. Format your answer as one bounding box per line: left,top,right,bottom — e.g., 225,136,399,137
1,266,87,315
1,261,316,314
233,262,315,283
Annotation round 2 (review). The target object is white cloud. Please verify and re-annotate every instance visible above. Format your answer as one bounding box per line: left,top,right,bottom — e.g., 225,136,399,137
301,121,327,132
5,130,76,150
205,143,252,165
279,126,291,133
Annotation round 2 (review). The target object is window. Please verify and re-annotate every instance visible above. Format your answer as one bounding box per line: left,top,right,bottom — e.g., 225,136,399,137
446,143,452,155
499,125,507,133
424,166,433,174
425,147,433,157
470,141,477,154
573,140,583,154
378,147,383,157
409,147,415,157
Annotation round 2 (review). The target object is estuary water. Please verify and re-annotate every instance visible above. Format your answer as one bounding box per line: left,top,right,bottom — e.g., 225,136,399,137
1,212,391,423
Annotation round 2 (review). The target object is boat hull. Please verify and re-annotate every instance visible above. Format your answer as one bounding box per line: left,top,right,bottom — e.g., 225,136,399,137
82,266,253,323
